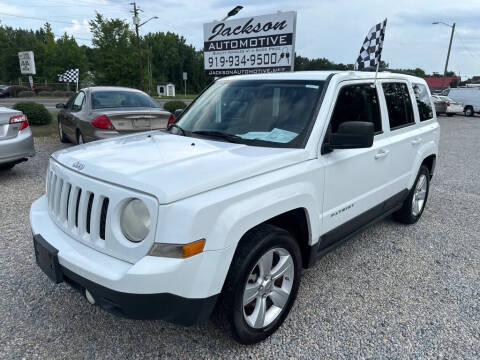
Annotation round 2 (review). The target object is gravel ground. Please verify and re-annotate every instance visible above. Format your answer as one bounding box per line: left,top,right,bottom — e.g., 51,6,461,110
1,116,479,359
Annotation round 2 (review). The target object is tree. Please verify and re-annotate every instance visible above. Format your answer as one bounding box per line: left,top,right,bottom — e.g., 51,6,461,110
89,13,138,87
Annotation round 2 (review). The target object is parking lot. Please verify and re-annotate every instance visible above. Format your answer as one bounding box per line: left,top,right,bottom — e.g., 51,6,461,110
0,115,479,359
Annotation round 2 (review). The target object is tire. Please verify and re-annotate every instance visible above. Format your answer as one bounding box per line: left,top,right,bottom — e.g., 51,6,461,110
393,165,430,224
219,223,302,344
0,162,15,171
77,131,85,145
58,121,70,143
464,106,474,117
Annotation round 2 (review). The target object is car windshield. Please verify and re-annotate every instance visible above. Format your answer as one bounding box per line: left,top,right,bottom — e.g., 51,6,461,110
91,90,159,109
175,80,324,148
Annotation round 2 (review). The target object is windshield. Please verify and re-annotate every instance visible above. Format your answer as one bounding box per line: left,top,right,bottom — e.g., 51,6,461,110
176,80,324,147
91,90,159,109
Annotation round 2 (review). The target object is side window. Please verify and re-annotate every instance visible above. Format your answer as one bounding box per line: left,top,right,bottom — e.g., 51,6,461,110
72,92,85,112
382,82,415,130
330,84,382,134
65,94,76,110
413,83,433,121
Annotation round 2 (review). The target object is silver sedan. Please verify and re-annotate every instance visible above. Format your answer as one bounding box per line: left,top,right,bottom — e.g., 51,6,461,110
56,87,172,144
0,107,35,170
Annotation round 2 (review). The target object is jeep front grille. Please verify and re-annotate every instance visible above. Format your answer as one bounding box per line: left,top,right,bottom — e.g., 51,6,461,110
46,169,109,241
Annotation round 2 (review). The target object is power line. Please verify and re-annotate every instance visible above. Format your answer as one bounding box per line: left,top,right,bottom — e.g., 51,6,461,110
0,11,75,25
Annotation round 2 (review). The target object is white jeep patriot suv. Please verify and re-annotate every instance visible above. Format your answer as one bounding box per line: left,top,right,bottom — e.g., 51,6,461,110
30,71,439,344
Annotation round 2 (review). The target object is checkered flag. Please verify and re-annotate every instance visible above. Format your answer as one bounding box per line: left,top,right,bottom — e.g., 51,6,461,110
58,68,79,82
354,19,387,70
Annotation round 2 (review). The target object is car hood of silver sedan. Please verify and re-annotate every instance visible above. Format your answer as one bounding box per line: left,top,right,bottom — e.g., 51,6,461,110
51,131,310,204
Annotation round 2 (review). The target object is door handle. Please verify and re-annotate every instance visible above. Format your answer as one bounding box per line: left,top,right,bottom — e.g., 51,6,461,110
374,149,389,159
411,138,422,145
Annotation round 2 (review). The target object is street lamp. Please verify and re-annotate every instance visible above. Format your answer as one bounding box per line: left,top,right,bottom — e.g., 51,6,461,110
432,21,456,89
222,5,243,21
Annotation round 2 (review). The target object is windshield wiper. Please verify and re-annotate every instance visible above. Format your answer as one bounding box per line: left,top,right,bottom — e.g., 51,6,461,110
168,123,186,135
191,130,243,143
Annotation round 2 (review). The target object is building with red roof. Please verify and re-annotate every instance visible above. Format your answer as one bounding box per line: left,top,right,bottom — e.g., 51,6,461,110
424,76,461,90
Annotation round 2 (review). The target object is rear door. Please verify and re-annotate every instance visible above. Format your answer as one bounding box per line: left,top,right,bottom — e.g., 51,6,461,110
321,81,392,247
378,80,422,194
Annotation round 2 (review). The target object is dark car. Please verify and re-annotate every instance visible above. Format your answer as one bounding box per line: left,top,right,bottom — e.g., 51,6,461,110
56,86,172,144
0,85,11,98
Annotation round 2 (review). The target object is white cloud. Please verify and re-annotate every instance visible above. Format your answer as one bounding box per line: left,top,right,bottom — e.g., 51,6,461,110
0,2,21,15
62,19,90,36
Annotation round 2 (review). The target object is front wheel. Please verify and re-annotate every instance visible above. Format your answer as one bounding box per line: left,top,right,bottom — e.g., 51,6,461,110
220,224,302,344
58,121,70,143
393,165,430,224
465,106,474,117
0,162,15,171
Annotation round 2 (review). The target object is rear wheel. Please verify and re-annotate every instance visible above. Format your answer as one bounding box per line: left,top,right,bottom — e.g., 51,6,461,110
58,121,70,143
219,224,302,344
465,106,474,117
393,165,430,224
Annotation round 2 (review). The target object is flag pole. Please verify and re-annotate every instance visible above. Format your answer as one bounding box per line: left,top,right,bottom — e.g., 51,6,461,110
372,61,380,88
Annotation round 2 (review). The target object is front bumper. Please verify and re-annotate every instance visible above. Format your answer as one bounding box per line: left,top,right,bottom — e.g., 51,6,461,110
0,127,35,164
30,196,228,325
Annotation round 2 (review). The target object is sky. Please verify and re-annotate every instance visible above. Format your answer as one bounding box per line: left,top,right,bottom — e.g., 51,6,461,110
1,0,479,79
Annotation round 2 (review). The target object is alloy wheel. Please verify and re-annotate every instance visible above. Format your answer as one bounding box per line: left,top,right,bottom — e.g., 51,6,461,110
412,174,427,216
242,247,294,329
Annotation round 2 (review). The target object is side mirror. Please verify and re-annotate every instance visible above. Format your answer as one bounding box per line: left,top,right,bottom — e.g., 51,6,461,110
174,109,184,119
324,121,374,152
56,103,65,109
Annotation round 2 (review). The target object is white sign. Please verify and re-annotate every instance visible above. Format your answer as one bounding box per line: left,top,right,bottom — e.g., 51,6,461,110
183,72,188,80
18,51,36,75
203,11,296,77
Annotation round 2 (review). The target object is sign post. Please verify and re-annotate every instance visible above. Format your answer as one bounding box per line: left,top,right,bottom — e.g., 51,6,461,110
18,51,36,90
183,72,187,97
203,11,296,77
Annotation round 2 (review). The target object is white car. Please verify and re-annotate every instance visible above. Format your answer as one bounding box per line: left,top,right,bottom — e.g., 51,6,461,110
444,87,480,117
30,71,439,344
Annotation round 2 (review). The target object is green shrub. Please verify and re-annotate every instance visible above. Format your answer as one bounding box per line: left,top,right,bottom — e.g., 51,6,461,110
18,91,36,97
13,102,52,125
8,85,30,97
64,91,75,97
163,100,187,113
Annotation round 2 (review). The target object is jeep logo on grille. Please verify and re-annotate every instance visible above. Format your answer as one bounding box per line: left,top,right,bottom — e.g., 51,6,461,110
72,161,85,171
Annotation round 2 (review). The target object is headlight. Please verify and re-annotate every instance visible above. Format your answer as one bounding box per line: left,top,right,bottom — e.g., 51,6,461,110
121,199,150,242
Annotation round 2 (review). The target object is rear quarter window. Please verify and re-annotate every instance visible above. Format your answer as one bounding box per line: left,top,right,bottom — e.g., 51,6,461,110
413,83,433,122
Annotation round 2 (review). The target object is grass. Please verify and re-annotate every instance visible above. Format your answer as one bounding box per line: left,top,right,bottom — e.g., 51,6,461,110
30,111,58,138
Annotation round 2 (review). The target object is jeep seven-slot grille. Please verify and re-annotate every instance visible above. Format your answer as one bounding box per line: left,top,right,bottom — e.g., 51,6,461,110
46,169,109,241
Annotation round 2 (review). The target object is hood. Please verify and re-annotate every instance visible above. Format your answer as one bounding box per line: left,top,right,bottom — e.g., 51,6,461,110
52,132,311,204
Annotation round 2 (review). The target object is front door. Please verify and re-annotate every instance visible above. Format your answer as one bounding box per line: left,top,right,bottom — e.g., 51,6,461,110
320,81,392,249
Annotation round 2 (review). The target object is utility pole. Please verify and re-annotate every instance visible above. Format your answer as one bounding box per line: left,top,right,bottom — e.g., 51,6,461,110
433,21,456,89
131,2,144,91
